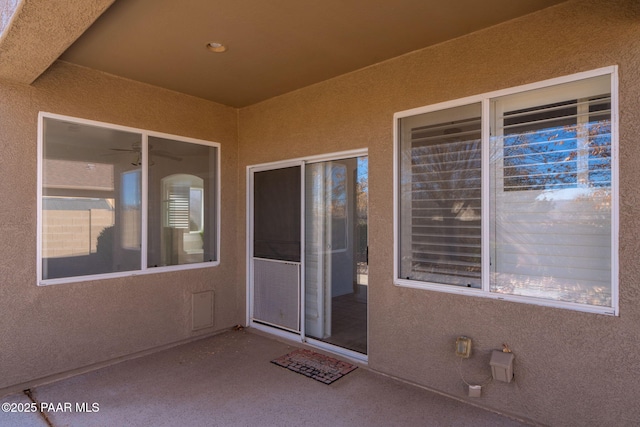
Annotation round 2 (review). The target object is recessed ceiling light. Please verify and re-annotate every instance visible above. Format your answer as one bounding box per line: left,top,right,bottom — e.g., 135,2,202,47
206,42,227,53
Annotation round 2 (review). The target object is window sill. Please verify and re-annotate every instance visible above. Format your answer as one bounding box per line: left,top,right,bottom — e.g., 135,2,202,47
394,278,618,316
38,260,220,287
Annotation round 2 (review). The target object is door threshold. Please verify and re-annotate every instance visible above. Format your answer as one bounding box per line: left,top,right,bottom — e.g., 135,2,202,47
250,321,300,341
250,321,368,365
305,337,368,364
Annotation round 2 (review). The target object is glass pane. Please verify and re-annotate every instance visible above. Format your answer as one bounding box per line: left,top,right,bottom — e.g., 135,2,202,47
501,96,612,192
305,157,368,354
502,100,579,191
398,103,482,287
355,157,368,288
42,118,142,279
491,76,612,306
147,136,218,267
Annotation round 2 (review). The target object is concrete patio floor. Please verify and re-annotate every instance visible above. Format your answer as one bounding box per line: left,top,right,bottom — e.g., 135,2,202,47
0,329,532,426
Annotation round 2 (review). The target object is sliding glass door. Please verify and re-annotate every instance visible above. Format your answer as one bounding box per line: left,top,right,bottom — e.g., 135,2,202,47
304,157,368,354
249,153,368,356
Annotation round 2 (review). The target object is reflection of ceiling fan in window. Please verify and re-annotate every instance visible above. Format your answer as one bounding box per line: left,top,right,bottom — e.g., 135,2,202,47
109,142,182,166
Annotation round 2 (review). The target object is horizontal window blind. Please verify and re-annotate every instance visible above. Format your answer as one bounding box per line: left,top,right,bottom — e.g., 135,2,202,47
167,185,190,229
402,113,482,287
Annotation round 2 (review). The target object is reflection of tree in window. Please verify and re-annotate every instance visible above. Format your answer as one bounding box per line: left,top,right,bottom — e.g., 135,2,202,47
503,96,611,191
407,112,482,286
355,157,368,272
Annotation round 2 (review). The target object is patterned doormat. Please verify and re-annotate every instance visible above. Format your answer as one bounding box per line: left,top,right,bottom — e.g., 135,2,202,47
271,348,357,384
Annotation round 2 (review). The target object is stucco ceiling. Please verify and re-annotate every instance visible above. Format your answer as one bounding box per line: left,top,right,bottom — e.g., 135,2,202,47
2,0,569,108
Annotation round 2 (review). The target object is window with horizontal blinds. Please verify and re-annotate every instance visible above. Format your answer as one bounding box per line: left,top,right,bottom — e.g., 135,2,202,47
491,75,612,307
398,103,482,287
395,68,617,314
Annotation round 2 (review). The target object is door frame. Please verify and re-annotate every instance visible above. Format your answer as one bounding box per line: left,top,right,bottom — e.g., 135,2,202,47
246,148,368,363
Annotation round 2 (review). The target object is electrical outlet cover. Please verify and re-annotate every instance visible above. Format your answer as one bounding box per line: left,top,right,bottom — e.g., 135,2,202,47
455,336,472,358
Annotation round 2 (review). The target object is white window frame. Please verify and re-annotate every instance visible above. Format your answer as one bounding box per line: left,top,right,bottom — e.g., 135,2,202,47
393,66,619,315
37,112,221,286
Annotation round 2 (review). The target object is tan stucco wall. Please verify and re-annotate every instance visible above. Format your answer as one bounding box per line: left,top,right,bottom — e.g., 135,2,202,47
238,0,640,425
2,0,640,425
0,0,115,84
0,61,241,391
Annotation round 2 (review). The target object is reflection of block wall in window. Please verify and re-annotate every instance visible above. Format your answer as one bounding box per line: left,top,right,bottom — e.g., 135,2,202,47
42,204,114,258
39,113,220,283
